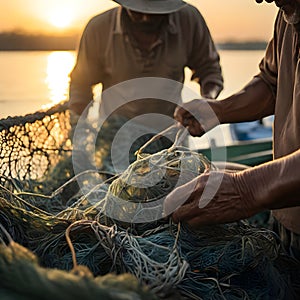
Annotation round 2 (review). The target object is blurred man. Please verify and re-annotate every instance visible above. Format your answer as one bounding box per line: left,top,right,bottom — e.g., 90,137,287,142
69,0,223,116
164,0,300,261
68,0,223,169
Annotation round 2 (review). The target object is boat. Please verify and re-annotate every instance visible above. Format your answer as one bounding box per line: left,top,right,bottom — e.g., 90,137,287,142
197,137,273,167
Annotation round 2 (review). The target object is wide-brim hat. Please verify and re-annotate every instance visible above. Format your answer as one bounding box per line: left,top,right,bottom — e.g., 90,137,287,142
113,0,187,14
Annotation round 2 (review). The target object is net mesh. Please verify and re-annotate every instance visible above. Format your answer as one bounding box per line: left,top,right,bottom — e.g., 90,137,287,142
0,101,72,192
0,101,299,300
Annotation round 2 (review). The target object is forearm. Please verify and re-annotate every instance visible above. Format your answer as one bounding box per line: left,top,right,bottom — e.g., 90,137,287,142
211,77,275,124
236,149,300,213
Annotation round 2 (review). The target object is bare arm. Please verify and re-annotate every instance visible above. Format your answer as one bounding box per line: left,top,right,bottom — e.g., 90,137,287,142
216,77,275,124
242,149,300,211
175,77,275,136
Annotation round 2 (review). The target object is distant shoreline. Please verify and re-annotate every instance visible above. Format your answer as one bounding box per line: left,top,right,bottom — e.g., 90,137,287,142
217,41,267,51
0,32,80,51
0,32,268,51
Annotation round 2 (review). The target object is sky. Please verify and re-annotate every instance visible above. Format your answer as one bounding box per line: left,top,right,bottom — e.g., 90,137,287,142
0,0,278,42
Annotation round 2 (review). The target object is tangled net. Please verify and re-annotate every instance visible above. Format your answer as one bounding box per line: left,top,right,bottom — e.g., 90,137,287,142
0,102,299,300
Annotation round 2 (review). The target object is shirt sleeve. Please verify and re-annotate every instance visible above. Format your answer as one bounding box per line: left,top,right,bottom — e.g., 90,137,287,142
186,7,224,90
256,12,281,98
69,17,104,114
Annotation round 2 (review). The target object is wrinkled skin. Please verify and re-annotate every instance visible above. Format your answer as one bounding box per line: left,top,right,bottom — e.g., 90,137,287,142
164,149,300,228
163,171,259,228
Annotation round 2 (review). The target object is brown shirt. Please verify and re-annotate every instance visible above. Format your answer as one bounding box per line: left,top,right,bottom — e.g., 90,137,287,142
258,11,300,234
69,4,223,122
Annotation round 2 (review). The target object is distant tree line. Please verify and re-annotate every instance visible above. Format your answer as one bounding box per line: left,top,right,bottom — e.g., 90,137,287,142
0,31,268,51
0,32,80,51
217,41,268,51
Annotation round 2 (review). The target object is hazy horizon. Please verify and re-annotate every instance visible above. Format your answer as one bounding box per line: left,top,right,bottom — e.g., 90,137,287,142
1,0,278,43
0,30,269,51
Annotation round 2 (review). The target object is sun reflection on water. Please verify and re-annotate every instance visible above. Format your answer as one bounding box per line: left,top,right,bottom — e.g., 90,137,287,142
45,51,76,107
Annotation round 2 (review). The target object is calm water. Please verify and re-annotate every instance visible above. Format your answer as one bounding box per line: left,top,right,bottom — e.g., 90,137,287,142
0,51,76,118
0,50,265,146
0,50,265,118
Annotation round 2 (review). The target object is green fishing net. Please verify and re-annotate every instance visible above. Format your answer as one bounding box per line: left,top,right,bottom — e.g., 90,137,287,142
0,236,157,300
0,102,299,300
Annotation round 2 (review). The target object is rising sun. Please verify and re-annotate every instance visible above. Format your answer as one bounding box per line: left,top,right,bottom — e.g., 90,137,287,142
48,9,73,29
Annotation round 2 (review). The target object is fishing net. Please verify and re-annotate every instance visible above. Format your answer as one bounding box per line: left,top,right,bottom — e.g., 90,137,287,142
0,101,73,195
0,230,157,300
0,101,299,300
93,114,175,173
0,101,71,180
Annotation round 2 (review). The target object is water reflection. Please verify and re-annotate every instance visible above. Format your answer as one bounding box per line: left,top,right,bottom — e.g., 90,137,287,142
45,51,75,106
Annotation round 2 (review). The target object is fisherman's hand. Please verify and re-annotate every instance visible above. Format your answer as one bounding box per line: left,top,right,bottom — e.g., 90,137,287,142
201,82,222,100
174,99,220,137
163,170,260,228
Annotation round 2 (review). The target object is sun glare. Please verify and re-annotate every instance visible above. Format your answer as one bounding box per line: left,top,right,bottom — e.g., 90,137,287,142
45,51,76,106
48,9,73,29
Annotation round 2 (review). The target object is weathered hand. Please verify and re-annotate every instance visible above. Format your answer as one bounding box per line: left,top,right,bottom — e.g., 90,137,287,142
164,171,258,228
165,149,300,228
174,99,220,137
201,82,223,100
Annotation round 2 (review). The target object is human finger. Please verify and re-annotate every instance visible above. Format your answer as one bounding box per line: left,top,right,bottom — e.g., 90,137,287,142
186,118,205,137
174,105,192,125
171,200,201,224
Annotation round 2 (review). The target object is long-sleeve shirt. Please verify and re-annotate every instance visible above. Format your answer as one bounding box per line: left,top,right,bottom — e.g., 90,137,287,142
258,11,300,234
69,4,223,122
